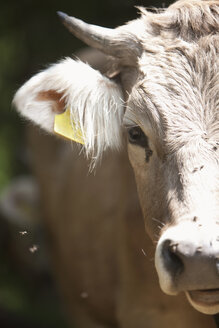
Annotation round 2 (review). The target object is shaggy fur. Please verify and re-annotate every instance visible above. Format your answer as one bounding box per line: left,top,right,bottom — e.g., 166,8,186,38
14,0,219,161
13,59,124,161
13,0,219,316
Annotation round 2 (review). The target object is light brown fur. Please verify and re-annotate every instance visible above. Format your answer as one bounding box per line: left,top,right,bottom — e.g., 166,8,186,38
14,0,219,326
27,125,215,327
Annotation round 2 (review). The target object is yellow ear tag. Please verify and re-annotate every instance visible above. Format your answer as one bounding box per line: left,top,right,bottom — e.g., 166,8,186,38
54,108,85,145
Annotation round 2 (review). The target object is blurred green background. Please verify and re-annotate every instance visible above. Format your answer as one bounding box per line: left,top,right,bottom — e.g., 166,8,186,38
0,0,171,327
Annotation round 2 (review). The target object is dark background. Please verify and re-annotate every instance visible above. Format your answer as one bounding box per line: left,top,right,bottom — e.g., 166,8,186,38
0,0,171,327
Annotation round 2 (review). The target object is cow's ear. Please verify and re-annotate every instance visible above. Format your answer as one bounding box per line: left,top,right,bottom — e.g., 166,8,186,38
13,58,124,158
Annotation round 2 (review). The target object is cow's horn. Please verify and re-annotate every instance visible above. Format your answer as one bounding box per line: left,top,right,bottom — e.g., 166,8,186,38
57,11,141,63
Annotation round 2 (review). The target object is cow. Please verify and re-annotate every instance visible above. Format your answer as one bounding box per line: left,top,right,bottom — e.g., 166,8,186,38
13,0,219,327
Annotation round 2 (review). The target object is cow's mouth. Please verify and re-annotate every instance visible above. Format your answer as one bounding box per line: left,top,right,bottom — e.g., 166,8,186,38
188,289,219,305
186,289,219,314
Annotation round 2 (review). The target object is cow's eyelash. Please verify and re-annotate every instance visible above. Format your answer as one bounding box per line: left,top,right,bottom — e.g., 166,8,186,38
123,116,138,129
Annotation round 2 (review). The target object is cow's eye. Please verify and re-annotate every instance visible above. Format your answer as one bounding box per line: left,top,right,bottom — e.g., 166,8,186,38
128,127,148,148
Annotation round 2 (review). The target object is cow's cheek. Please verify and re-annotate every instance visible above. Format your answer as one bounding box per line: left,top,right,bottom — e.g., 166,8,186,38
128,144,164,241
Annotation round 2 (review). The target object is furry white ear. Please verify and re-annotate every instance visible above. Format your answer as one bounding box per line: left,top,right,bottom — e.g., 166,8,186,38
13,57,124,159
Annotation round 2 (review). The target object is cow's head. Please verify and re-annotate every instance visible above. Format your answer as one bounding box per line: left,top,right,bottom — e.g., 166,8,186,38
13,0,219,315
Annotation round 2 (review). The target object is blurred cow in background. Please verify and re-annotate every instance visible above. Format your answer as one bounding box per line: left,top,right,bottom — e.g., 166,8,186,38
14,0,219,327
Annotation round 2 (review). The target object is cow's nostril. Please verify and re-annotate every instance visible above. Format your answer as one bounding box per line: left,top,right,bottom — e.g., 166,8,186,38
162,240,184,277
157,229,219,294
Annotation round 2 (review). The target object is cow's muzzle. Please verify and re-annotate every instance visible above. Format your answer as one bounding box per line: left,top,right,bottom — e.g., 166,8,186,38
155,222,219,314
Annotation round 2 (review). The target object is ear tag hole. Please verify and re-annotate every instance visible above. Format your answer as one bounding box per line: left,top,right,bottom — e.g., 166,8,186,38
54,108,85,145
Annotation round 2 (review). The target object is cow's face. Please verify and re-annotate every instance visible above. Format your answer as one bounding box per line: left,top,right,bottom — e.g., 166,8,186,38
125,35,219,314
14,0,219,315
